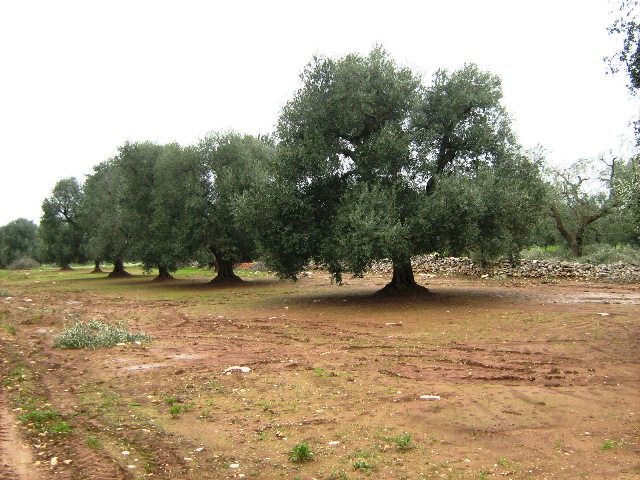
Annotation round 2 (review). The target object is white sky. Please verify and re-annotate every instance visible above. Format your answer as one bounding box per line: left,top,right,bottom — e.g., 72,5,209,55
0,0,637,226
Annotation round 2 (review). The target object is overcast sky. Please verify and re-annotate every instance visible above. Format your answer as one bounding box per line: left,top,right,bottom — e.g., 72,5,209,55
0,0,637,226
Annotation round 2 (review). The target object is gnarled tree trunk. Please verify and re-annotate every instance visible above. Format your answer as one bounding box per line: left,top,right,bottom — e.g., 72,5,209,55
90,260,104,274
210,250,242,284
376,260,429,295
155,265,174,281
108,257,131,278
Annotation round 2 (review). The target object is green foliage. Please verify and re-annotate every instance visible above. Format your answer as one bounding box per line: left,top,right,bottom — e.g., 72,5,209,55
81,159,130,268
39,177,86,268
115,141,179,278
289,442,313,463
194,132,274,279
18,409,71,434
53,320,152,349
255,48,545,290
0,218,40,268
600,438,622,450
385,432,414,451
607,1,640,93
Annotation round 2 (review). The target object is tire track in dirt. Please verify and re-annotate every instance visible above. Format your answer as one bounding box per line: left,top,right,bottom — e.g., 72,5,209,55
0,389,41,480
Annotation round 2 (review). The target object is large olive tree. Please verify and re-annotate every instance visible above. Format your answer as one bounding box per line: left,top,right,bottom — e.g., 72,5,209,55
255,47,544,294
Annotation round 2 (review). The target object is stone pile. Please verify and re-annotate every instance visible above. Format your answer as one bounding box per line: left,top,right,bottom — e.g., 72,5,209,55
368,255,640,282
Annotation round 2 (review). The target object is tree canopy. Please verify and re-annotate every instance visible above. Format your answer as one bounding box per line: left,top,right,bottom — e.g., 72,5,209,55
253,47,545,293
40,178,86,269
0,218,40,268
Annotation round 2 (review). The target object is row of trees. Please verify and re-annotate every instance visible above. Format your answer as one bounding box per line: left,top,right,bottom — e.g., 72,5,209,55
3,47,639,292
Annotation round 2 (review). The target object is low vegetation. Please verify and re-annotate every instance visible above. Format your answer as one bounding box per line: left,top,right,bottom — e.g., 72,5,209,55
53,319,152,349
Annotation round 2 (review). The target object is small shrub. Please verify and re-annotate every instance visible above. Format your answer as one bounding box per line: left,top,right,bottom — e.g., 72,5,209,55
53,320,152,349
289,443,313,463
8,257,40,270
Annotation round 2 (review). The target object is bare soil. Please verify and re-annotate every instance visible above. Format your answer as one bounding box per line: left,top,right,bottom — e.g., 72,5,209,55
0,269,638,479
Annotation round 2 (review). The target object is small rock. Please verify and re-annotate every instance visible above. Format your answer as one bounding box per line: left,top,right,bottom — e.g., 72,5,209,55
223,366,251,374
229,463,240,469
420,395,441,400
122,451,130,456
50,457,58,466
63,459,73,465
328,441,340,446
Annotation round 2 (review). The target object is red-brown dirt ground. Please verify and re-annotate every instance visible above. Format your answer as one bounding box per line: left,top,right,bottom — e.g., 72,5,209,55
0,268,638,479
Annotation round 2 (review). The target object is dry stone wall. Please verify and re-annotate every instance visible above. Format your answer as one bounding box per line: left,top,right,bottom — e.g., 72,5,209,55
368,255,640,282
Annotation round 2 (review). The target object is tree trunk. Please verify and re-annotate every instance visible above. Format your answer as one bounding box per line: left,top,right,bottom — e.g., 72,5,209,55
155,265,174,281
376,260,429,295
59,262,73,271
90,260,104,274
108,257,131,278
210,250,242,284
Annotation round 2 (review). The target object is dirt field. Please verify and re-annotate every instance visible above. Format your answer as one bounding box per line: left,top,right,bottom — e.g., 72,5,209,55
0,267,638,479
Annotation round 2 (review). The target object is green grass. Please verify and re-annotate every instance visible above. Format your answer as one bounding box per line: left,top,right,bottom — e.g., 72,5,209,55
86,436,101,449
289,443,314,463
53,319,152,349
600,438,621,451
384,432,414,451
1,323,16,335
18,409,71,434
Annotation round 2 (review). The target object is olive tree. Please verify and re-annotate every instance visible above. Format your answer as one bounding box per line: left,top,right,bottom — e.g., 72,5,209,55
194,132,274,283
0,218,40,268
255,48,544,294
39,178,86,269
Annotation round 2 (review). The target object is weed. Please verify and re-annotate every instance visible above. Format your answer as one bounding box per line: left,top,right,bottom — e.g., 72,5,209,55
255,401,272,411
353,459,372,471
87,436,101,449
1,323,16,335
257,432,267,441
600,438,621,451
289,443,313,463
478,470,490,479
165,397,177,406
314,368,327,376
169,403,194,418
53,319,152,349
385,432,414,451
18,409,71,434
47,421,72,434
497,458,510,467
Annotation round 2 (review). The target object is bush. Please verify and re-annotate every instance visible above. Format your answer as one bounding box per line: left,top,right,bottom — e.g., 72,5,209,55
54,320,152,349
522,244,640,265
8,257,40,270
581,244,640,265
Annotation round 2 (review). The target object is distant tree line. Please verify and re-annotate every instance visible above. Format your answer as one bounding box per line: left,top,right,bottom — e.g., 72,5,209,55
2,47,639,292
